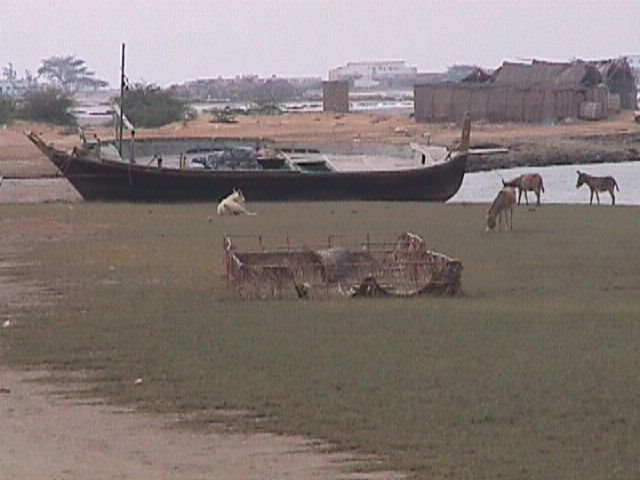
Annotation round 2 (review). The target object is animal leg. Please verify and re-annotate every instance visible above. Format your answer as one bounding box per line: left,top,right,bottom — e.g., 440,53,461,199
523,190,529,205
517,189,522,205
589,189,594,205
610,190,616,205
595,190,600,204
536,190,541,206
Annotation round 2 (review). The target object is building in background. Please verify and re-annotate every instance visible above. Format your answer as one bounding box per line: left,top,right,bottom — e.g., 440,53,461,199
415,58,636,123
329,61,417,89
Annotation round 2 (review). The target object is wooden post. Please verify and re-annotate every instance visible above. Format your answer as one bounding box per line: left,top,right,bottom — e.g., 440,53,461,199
118,43,125,156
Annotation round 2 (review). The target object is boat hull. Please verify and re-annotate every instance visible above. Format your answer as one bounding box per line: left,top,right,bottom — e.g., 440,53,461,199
27,135,467,202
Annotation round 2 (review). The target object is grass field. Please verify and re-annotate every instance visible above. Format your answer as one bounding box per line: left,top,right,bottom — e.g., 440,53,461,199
2,201,640,479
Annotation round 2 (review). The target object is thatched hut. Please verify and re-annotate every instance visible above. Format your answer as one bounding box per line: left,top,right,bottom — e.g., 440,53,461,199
595,58,637,109
414,59,629,123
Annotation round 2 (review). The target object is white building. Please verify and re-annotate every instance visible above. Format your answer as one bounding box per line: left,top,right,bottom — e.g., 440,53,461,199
329,61,417,88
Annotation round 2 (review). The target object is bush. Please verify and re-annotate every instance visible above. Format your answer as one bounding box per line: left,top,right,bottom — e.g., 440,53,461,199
121,84,187,128
17,88,76,126
0,95,16,124
209,107,237,124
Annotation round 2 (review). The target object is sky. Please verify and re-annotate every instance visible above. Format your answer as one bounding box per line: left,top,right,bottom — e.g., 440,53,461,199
1,0,638,88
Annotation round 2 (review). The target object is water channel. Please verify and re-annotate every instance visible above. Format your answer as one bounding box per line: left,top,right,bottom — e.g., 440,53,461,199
450,161,640,205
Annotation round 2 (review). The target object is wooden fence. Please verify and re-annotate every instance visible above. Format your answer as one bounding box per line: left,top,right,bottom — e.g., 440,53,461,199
414,83,608,123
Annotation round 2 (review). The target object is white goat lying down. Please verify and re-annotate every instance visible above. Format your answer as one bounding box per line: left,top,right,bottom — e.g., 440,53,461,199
216,189,257,216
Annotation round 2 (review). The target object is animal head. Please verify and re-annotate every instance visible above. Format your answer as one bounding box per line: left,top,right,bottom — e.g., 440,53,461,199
486,214,497,231
228,189,246,203
501,177,519,188
486,187,516,231
576,171,586,189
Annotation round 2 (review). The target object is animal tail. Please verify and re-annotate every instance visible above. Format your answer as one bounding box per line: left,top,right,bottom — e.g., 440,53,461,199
540,177,545,192
614,179,620,191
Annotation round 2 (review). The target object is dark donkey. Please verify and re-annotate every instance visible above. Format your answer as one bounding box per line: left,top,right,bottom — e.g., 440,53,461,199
502,173,545,205
576,171,619,205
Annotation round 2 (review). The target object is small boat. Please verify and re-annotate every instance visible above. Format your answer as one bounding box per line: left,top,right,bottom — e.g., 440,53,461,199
25,113,506,202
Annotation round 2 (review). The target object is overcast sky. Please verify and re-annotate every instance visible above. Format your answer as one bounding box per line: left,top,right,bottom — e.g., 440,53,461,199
1,0,638,88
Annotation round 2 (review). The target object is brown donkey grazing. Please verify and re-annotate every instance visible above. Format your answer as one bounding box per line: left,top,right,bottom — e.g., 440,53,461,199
486,187,517,231
502,173,545,205
576,171,619,205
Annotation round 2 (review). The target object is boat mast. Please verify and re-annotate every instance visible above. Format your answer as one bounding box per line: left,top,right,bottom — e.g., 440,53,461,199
118,43,125,156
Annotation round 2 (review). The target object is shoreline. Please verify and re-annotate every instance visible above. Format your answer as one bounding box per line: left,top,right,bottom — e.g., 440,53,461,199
1,111,638,195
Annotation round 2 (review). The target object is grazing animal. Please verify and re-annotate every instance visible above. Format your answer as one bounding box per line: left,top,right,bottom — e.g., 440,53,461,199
486,187,517,231
502,173,545,205
576,171,619,205
216,189,256,216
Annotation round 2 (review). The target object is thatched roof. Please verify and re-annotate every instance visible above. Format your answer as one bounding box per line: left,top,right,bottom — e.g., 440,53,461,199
461,67,492,83
594,58,635,81
554,63,601,87
490,60,602,88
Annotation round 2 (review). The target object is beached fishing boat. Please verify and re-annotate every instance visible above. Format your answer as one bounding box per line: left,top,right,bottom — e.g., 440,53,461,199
25,113,506,202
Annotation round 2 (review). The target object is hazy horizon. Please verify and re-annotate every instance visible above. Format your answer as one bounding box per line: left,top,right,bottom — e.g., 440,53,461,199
2,0,638,88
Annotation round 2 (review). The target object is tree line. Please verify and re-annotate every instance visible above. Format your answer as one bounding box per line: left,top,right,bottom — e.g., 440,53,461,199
1,55,187,127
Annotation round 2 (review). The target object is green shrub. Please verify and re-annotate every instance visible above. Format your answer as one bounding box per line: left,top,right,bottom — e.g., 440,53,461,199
121,83,187,128
17,88,76,126
0,95,16,124
209,107,237,124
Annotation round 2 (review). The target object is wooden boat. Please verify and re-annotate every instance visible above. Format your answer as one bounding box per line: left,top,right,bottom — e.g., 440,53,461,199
25,114,505,203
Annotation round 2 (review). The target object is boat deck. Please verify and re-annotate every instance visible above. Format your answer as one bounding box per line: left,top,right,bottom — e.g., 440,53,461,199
105,142,454,173
325,154,427,172
287,145,452,172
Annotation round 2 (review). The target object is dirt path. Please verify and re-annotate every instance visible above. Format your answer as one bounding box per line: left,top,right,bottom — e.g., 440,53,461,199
0,367,403,480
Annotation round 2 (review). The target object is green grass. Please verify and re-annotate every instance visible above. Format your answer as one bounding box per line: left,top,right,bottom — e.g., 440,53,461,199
2,201,640,479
